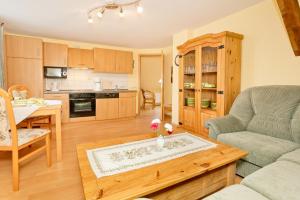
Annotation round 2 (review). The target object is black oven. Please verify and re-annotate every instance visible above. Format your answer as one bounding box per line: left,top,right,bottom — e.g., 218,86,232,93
69,93,96,118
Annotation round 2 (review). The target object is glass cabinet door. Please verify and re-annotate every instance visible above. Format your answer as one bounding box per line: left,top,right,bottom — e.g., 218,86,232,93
200,46,218,112
183,50,196,108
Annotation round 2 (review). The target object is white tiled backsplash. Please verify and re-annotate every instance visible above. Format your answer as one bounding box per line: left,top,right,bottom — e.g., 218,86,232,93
45,68,129,91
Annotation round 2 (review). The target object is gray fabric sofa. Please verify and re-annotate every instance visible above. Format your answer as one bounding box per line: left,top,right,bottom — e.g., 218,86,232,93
204,149,300,200
206,85,300,177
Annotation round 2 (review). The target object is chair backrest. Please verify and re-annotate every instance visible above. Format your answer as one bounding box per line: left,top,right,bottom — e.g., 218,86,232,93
8,84,31,100
0,88,18,147
229,85,300,143
141,89,154,99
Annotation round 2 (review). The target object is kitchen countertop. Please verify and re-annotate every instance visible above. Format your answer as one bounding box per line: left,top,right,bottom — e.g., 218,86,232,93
44,89,137,94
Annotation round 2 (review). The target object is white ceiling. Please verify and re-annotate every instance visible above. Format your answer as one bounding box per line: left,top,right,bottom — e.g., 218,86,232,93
0,0,263,48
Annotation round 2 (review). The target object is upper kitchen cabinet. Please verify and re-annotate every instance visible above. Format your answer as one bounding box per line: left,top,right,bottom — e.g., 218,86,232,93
116,50,133,73
93,48,133,73
94,48,116,72
6,58,43,97
5,35,42,59
43,42,68,67
68,48,94,68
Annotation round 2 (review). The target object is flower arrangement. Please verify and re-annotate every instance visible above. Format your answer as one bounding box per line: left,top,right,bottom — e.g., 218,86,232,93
151,119,162,137
150,119,173,136
164,123,173,135
151,118,174,148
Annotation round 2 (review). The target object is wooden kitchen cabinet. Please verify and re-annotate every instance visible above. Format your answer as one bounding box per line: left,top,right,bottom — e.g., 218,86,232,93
68,48,94,68
119,93,136,118
96,99,119,120
5,35,42,59
6,58,43,97
43,93,69,123
93,48,133,73
116,50,133,73
94,48,116,72
43,42,68,67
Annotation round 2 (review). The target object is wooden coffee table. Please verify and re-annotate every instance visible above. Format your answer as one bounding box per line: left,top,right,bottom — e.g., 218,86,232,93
77,133,247,200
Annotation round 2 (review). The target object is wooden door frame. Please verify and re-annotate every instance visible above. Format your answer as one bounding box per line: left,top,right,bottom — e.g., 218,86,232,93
138,53,165,120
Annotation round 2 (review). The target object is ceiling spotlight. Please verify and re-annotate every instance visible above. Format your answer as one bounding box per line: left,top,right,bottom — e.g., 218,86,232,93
119,8,125,18
137,5,143,13
88,16,93,23
97,9,104,18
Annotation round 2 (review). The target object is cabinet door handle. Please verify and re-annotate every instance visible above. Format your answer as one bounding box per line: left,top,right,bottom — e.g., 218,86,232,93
217,91,224,94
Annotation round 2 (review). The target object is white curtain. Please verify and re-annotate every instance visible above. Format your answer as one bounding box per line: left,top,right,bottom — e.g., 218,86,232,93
0,23,4,88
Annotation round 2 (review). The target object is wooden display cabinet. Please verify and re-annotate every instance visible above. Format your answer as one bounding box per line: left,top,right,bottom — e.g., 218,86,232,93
178,31,243,135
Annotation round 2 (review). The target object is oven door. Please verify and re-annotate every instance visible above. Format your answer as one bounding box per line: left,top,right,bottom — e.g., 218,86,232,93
69,99,95,118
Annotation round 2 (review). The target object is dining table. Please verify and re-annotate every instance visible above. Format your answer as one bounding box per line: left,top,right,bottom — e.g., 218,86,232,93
13,100,63,161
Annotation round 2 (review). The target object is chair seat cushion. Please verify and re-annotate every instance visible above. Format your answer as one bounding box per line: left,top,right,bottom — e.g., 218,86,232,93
277,149,300,165
0,128,49,146
241,160,300,200
217,131,300,167
203,184,269,200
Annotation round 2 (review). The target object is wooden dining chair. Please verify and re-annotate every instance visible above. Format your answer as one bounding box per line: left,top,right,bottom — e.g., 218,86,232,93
141,89,156,110
0,88,51,191
8,84,52,129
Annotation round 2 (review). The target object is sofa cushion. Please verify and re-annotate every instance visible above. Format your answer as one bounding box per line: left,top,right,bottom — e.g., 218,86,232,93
246,86,300,142
277,149,300,165
236,160,261,177
203,184,269,200
217,131,300,167
241,160,300,200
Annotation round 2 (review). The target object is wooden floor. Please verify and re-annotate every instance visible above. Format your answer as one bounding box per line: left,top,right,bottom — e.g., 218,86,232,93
0,108,163,199
0,108,239,199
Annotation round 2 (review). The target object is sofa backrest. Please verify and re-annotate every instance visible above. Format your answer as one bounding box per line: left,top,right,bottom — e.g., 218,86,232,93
229,86,300,143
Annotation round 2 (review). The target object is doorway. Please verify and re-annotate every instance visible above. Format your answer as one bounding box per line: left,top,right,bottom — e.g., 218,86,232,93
139,54,164,120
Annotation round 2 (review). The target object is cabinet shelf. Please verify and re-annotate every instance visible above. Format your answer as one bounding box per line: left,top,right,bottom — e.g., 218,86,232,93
202,88,217,91
184,106,195,109
184,73,195,76
201,108,217,115
202,71,217,74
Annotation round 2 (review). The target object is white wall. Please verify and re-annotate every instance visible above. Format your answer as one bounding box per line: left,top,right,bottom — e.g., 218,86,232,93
163,46,173,106
140,56,162,93
172,0,300,124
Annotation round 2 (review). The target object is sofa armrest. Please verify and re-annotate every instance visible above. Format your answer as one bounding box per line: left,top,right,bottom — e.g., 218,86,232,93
205,115,245,139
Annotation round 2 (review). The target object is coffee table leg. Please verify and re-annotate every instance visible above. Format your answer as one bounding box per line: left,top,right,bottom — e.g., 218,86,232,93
226,162,236,186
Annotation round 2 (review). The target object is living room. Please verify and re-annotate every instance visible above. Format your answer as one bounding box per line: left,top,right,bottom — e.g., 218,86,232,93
0,0,300,199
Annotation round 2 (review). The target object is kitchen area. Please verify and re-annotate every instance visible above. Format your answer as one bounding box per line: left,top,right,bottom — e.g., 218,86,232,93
5,34,137,124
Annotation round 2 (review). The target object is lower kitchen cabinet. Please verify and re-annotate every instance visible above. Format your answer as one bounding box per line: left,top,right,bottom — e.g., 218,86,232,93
96,99,119,120
118,93,136,118
43,93,69,123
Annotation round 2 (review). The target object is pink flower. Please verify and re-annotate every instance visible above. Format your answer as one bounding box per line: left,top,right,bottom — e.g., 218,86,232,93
151,123,159,131
151,118,161,131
